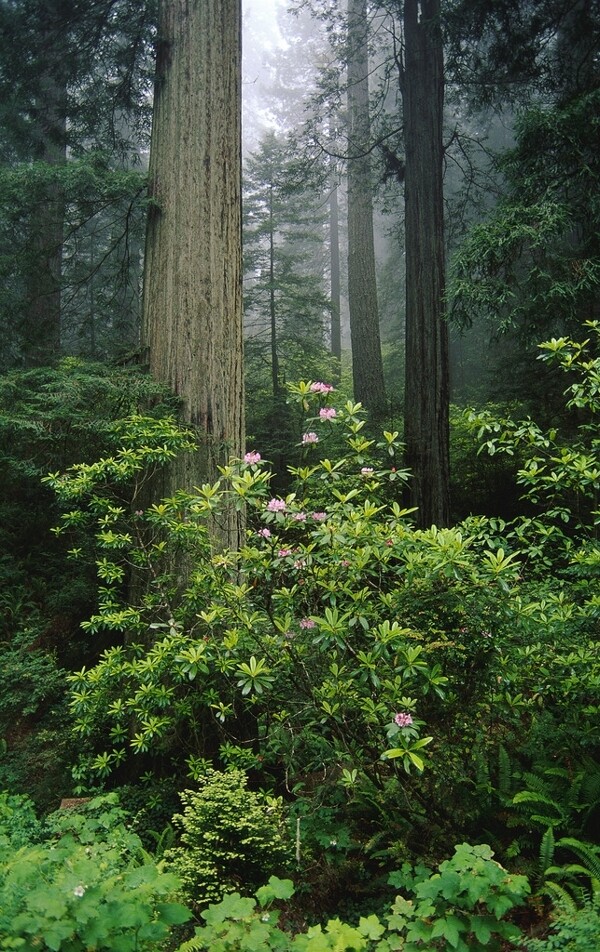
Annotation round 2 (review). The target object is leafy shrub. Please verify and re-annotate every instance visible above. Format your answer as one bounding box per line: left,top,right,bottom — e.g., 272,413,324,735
46,356,600,869
386,842,530,951
178,845,530,951
0,792,42,849
165,768,289,908
524,902,600,951
0,794,190,951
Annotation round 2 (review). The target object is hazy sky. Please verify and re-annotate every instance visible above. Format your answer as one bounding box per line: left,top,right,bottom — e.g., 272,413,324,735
243,0,285,48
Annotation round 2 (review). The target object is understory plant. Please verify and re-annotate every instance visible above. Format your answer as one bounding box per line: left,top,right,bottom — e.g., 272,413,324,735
48,384,526,840
177,844,530,952
165,768,289,909
44,341,600,869
0,794,190,951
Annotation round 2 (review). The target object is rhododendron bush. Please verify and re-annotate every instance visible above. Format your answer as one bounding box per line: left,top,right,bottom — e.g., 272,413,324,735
45,375,599,854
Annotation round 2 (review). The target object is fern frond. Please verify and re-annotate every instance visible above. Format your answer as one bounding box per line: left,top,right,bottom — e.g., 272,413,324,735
537,880,578,913
539,826,555,879
498,744,512,798
512,790,563,819
556,837,600,881
522,771,552,796
176,932,206,952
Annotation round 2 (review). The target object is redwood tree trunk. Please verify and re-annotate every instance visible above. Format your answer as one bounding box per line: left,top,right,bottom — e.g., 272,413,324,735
403,0,450,527
141,0,244,548
347,0,386,418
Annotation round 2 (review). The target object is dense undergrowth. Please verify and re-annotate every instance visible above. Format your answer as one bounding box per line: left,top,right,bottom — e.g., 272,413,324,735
1,325,600,949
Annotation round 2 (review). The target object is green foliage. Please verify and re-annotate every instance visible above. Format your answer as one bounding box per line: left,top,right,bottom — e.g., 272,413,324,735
524,902,600,951
0,629,66,721
0,361,184,805
0,793,42,850
52,383,525,839
40,353,600,881
0,157,148,365
386,843,530,952
178,846,530,952
539,836,600,909
449,90,600,348
465,321,600,531
165,769,289,909
0,794,190,951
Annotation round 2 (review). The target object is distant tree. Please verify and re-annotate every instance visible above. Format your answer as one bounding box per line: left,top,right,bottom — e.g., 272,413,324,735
346,0,387,418
141,0,244,548
449,90,600,376
329,173,342,369
446,0,600,405
0,0,154,366
243,131,331,397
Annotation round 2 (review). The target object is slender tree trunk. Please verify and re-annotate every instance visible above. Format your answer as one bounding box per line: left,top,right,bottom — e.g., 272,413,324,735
141,0,244,549
329,180,342,371
403,0,450,527
347,0,386,418
268,184,280,397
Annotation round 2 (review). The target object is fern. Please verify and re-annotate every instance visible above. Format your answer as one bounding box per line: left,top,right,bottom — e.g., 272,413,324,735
556,838,600,883
539,826,556,881
540,837,600,908
538,879,578,913
176,935,205,952
512,790,564,829
498,744,513,800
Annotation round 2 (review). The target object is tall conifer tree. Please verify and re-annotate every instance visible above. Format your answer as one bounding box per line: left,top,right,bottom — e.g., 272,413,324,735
141,0,244,549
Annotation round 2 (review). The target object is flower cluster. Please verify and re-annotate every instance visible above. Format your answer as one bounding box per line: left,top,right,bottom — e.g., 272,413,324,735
319,407,337,420
267,498,286,512
302,432,319,445
244,450,261,465
310,381,334,394
394,712,414,728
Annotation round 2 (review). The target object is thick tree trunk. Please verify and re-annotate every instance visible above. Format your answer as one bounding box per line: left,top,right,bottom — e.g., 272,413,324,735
403,0,450,527
141,0,244,549
347,0,386,418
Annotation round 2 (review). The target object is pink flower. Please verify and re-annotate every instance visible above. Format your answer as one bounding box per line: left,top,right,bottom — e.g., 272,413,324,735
293,558,306,569
278,548,293,558
257,528,271,538
293,512,307,522
311,511,327,521
319,407,337,420
361,467,374,475
267,498,286,512
310,382,334,394
394,712,413,728
244,450,261,464
302,432,319,444
300,618,316,629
